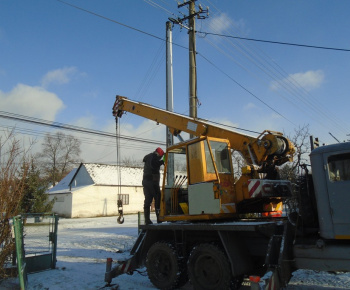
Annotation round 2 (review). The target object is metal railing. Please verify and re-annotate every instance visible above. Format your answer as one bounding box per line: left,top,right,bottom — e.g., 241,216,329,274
13,213,59,290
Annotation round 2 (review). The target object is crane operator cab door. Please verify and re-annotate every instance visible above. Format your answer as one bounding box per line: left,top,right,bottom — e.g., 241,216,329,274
161,136,236,222
311,143,350,239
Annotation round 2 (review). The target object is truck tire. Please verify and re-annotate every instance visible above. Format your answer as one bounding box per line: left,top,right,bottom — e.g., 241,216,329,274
187,243,232,290
146,241,187,289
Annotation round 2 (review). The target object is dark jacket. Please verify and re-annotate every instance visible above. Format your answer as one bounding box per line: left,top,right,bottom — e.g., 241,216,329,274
143,152,164,182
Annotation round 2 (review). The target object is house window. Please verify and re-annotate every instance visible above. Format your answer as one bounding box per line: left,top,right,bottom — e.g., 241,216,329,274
118,194,129,205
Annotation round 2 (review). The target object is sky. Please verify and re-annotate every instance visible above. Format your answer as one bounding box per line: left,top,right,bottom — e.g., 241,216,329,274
1,0,350,165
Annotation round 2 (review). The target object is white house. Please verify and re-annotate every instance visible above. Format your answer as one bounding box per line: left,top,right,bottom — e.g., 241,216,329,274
47,163,152,218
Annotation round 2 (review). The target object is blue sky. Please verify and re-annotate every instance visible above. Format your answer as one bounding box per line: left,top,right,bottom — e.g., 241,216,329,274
1,0,350,163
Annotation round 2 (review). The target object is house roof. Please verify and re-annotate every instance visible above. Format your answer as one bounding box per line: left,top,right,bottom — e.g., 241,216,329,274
48,168,78,194
48,163,146,194
83,163,144,186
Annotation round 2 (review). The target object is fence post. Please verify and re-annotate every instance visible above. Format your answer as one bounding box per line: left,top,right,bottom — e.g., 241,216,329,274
51,214,59,269
13,215,27,290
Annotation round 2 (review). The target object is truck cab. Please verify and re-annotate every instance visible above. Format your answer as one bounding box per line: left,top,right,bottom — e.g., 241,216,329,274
310,142,350,239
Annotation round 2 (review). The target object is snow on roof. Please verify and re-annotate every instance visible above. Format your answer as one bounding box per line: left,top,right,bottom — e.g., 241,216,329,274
48,163,162,195
48,168,78,194
83,163,144,186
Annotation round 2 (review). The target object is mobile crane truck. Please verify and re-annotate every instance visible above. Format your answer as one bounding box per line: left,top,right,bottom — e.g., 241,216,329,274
105,95,350,289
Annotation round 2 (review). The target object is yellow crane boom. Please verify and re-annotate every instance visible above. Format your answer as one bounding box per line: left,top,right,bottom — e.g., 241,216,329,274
113,95,294,168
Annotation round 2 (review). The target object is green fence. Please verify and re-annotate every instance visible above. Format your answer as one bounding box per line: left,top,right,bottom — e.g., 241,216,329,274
12,215,27,290
13,214,59,290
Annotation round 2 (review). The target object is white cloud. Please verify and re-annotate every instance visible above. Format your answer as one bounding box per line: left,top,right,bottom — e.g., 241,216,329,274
244,102,257,110
73,115,96,129
209,13,231,34
270,70,325,92
0,84,65,120
41,66,78,88
211,118,239,128
208,13,247,35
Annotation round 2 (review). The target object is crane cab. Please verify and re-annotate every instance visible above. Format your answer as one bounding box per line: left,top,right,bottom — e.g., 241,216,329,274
160,136,236,222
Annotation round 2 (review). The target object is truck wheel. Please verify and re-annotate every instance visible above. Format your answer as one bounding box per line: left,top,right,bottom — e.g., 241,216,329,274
187,243,232,290
146,242,187,289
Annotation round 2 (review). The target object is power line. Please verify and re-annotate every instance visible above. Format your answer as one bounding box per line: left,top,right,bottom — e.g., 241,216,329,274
0,124,156,152
196,30,350,52
56,0,292,128
55,0,349,138
0,111,166,147
197,52,296,126
197,1,350,137
167,0,349,137
56,0,188,50
56,0,350,53
0,108,269,150
57,0,163,41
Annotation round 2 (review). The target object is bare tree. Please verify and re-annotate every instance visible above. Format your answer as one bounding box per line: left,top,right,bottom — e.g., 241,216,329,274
38,132,82,186
227,126,311,182
279,124,311,182
0,131,31,278
231,150,246,182
121,156,142,167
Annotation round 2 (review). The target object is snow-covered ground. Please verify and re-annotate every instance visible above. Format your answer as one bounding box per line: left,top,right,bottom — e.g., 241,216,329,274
3,214,350,289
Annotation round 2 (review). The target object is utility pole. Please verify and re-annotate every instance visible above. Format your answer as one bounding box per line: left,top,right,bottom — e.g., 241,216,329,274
166,21,174,185
170,1,208,137
188,0,197,121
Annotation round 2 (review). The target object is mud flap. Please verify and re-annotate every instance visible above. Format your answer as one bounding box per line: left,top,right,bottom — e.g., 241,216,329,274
250,221,294,290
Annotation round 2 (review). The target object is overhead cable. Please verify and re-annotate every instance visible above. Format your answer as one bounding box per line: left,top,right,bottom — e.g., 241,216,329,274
0,111,165,146
197,52,297,126
56,0,188,50
196,30,350,52
56,0,348,136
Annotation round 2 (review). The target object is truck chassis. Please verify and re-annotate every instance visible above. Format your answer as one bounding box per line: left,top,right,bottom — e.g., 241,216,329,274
105,219,294,289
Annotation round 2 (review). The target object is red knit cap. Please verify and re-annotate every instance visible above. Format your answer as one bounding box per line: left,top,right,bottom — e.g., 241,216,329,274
155,147,164,157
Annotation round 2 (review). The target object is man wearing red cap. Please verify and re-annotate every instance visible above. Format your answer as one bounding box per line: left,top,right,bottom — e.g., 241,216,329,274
142,147,165,224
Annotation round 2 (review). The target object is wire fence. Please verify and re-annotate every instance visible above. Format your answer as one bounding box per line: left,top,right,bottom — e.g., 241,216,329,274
23,215,53,256
13,214,58,289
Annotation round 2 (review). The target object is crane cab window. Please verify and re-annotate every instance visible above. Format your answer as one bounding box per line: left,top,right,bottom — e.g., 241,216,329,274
188,139,217,184
328,153,350,182
209,140,232,174
187,138,231,184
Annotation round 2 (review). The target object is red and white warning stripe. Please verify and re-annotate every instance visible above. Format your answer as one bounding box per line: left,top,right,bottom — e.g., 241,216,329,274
248,180,262,198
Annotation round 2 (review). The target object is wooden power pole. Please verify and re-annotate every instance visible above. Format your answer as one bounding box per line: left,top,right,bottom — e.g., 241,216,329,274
188,0,197,121
171,0,208,130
